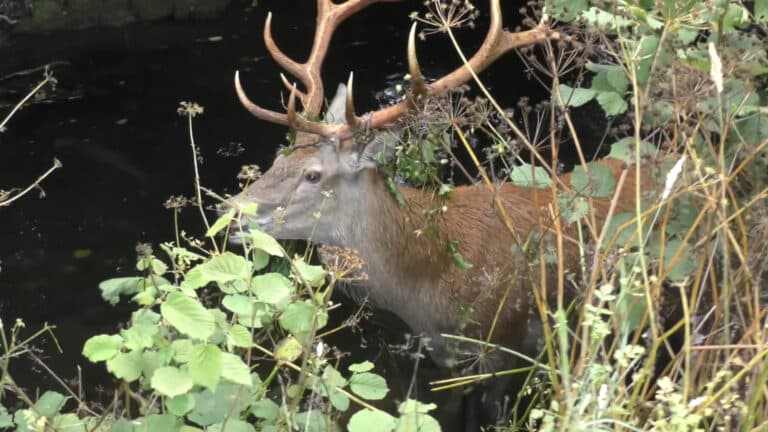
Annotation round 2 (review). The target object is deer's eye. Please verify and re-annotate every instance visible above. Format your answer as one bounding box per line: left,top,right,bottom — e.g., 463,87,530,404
304,171,322,183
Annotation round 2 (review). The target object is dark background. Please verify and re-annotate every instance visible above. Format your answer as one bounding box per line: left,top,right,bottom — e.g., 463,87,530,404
0,0,551,416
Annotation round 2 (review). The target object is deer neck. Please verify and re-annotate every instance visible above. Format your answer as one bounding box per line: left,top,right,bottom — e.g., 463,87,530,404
327,170,454,331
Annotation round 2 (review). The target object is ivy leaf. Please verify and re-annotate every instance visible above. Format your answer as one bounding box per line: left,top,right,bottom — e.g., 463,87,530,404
557,84,596,107
349,372,389,400
82,334,123,362
151,366,194,398
160,292,216,340
189,344,222,390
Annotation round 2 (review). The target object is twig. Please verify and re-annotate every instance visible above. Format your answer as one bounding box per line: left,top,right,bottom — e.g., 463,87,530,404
0,158,62,207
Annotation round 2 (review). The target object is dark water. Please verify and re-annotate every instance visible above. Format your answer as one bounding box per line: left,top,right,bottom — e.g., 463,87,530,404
0,0,542,425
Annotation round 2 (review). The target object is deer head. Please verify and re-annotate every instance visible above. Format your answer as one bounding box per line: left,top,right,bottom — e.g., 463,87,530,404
227,0,559,247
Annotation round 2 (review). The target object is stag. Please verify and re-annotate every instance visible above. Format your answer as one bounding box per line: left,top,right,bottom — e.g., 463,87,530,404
225,0,642,426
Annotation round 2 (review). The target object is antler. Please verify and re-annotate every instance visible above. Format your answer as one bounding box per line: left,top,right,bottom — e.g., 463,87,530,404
235,0,402,139
236,0,560,140
350,0,560,133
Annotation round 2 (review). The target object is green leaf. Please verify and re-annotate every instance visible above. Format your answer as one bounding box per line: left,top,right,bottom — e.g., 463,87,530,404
140,414,182,432
348,361,375,373
189,344,222,390
557,84,596,107
395,400,440,432
547,0,588,22
320,366,349,411
196,252,253,285
171,339,195,363
601,212,640,249
510,163,551,188
608,137,656,165
151,366,194,398
222,294,254,316
579,7,634,30
50,413,86,431
279,301,319,335
251,273,294,305
207,420,256,432
166,393,196,416
141,348,174,382
659,239,696,281
596,91,628,116
570,162,616,197
247,229,284,256
292,258,327,287
251,399,280,420
635,36,660,86
82,334,123,362
294,410,331,432
121,322,158,351
274,336,303,363
187,383,250,427
348,409,397,432
98,277,142,305
615,285,647,333
33,391,68,418
757,0,768,23
106,350,143,382
220,352,252,386
161,292,215,339
398,399,437,414
349,372,389,400
558,194,589,226
252,249,270,271
0,406,11,428
227,324,254,348
206,208,235,238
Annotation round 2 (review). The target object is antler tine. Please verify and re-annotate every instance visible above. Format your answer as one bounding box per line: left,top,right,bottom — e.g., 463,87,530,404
345,72,359,128
235,70,292,127
355,0,560,131
407,23,427,99
236,0,403,138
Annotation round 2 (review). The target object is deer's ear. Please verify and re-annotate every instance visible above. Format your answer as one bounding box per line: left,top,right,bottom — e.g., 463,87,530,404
355,130,400,170
324,83,348,124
